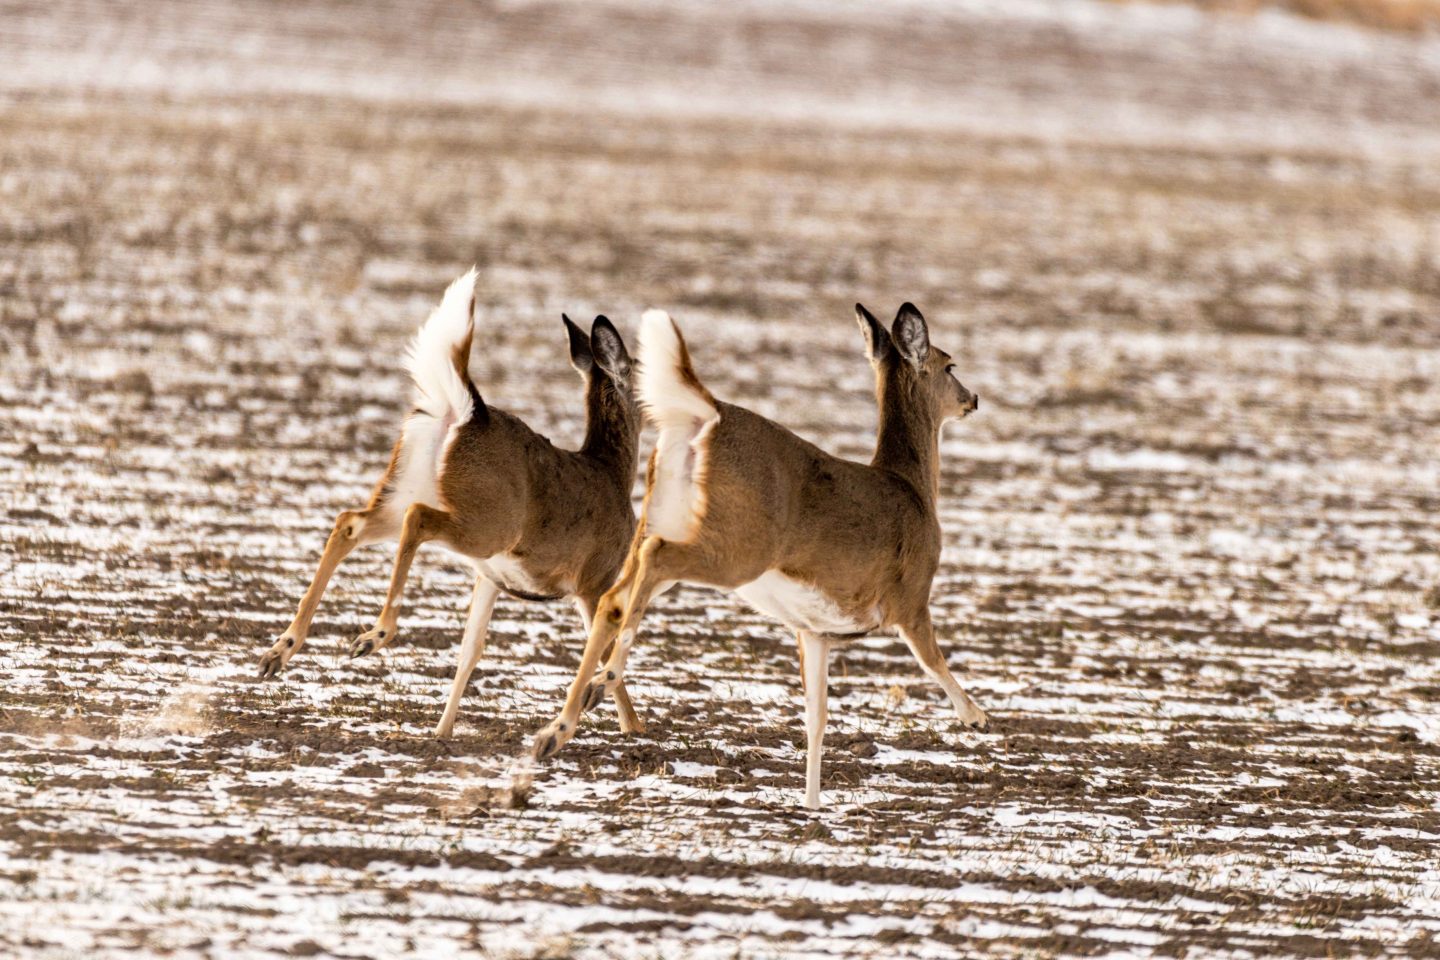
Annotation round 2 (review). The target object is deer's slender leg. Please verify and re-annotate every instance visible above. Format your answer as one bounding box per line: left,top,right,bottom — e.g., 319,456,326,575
575,541,681,718
532,535,679,760
798,630,829,810
576,595,645,735
896,611,988,730
351,503,456,659
258,507,385,678
432,576,501,738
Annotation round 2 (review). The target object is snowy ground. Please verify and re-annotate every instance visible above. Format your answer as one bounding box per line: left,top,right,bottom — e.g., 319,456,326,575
2,1,1439,957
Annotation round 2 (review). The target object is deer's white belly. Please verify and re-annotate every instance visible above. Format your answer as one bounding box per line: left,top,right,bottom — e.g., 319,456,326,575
475,554,555,597
734,571,876,636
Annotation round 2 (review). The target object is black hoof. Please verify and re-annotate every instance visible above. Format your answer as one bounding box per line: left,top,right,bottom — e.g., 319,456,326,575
582,683,606,712
533,734,558,761
350,638,373,659
258,652,282,679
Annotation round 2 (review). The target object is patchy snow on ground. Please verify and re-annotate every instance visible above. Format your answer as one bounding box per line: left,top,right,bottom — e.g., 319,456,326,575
2,1,1440,958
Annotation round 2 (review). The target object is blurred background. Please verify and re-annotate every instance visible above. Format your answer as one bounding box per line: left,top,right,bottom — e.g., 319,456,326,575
5,0,1438,572
4,2,1440,956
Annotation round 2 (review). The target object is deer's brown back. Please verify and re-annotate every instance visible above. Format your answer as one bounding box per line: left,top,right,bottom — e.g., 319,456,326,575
439,409,637,598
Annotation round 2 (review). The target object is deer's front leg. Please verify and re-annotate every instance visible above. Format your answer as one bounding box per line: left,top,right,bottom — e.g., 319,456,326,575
351,504,453,659
798,630,830,810
897,610,988,730
433,576,501,738
258,508,380,678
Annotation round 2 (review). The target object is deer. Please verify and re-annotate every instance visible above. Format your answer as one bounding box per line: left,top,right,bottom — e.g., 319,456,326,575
527,302,987,809
256,269,646,739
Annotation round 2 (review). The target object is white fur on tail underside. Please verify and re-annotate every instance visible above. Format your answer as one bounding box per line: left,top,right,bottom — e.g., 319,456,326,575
638,309,719,542
405,268,478,422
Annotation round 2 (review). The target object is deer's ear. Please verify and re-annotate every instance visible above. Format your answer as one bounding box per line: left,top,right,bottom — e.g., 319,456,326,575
590,315,632,384
856,303,893,364
891,302,929,367
563,314,594,375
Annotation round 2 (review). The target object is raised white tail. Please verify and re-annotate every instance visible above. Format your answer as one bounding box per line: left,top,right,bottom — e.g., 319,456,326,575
405,268,480,422
638,309,716,426
637,309,719,542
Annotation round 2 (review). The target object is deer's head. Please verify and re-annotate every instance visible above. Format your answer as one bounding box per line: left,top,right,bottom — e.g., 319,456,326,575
856,302,977,423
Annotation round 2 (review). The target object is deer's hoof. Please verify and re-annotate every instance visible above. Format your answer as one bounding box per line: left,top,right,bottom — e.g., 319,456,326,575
582,682,609,713
257,648,286,679
350,626,390,659
532,732,559,762
531,717,575,761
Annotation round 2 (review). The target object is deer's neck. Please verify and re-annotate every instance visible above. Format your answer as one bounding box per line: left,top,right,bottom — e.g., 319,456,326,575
872,380,941,509
581,379,638,478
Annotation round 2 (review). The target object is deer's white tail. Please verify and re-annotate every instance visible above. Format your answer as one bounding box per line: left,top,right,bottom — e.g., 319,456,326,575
405,268,480,423
638,310,719,542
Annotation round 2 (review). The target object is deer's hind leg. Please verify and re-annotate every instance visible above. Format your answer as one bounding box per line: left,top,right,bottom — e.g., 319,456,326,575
258,507,392,678
350,503,461,659
576,595,645,735
532,535,693,761
896,610,988,730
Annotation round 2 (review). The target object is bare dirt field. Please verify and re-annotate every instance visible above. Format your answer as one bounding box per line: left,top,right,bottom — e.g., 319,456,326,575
2,1,1439,957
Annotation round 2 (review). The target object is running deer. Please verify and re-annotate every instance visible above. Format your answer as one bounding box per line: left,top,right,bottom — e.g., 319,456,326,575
256,269,645,738
529,303,987,808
